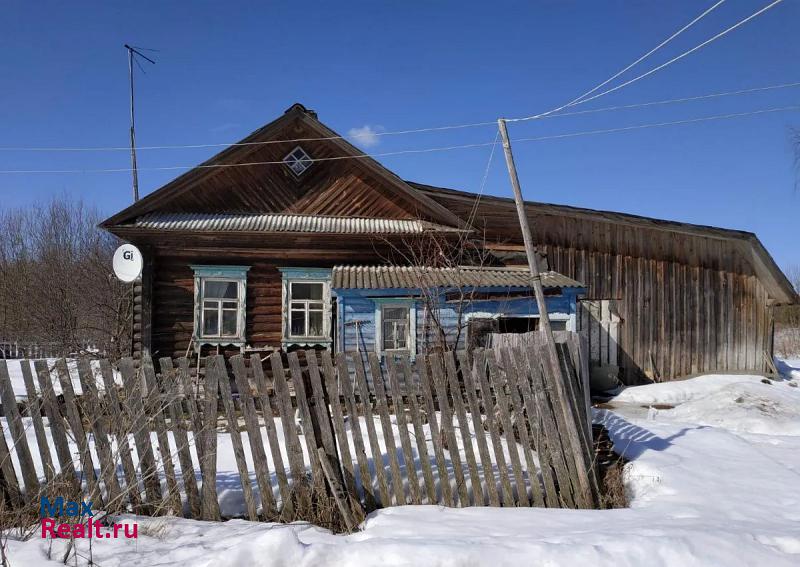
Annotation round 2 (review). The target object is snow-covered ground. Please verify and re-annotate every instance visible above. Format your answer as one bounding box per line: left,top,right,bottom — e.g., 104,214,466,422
6,359,800,566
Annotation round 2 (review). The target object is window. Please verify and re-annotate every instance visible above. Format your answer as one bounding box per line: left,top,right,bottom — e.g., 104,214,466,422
289,282,325,338
284,146,312,176
375,300,416,355
279,268,332,347
191,265,249,345
382,306,410,351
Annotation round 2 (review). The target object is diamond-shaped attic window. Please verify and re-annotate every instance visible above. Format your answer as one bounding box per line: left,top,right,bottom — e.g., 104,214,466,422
284,146,312,176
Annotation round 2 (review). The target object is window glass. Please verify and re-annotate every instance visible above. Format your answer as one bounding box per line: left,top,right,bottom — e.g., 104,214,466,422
221,311,238,336
308,311,324,337
382,305,410,351
204,280,238,299
291,283,323,300
203,309,219,336
290,311,305,336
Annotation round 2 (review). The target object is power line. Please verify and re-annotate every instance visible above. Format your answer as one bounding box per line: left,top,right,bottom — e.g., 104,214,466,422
1,103,796,175
1,78,797,154
514,104,800,143
540,81,800,119
508,0,785,122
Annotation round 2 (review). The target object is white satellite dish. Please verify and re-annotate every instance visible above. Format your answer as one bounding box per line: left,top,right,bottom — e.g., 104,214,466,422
112,244,143,283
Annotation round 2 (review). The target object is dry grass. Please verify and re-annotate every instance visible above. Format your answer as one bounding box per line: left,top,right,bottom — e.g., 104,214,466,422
268,477,365,534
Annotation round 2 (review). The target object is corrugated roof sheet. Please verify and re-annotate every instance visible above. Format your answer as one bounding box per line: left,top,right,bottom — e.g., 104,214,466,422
332,265,583,289
131,212,464,234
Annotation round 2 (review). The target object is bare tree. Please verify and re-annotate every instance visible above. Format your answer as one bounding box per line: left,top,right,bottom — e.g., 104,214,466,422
0,196,133,358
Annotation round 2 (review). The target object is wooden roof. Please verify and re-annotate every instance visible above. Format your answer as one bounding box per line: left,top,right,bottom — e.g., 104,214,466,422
411,182,798,305
101,104,464,230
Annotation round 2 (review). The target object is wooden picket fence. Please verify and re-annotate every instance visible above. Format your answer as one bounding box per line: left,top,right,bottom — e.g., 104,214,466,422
0,340,599,525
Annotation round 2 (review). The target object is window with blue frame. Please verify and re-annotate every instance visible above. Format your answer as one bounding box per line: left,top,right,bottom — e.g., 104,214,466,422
279,267,332,347
191,265,249,346
374,299,416,355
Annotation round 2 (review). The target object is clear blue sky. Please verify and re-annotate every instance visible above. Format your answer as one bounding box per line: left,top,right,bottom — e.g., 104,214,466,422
1,1,798,270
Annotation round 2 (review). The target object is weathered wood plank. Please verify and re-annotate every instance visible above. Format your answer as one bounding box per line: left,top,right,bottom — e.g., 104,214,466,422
213,355,258,521
269,352,307,498
251,354,291,506
33,360,75,484
75,359,122,509
142,356,183,515
0,361,39,494
457,351,499,507
428,353,469,507
414,356,453,507
475,351,514,507
334,352,376,511
287,351,324,488
230,355,276,516
352,353,391,508
19,361,54,482
443,351,483,505
493,349,545,507
199,356,222,521
160,357,201,519
55,359,104,508
306,352,345,492
367,352,406,505
492,349,529,507
98,359,143,512
399,355,437,505
385,355,421,505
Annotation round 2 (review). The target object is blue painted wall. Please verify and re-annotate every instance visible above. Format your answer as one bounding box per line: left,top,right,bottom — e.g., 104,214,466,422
335,286,584,353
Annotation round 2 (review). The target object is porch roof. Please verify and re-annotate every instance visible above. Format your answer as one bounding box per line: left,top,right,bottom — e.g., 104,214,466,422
332,265,583,290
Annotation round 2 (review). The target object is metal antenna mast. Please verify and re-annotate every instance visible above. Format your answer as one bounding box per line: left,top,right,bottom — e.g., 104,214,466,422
124,44,155,202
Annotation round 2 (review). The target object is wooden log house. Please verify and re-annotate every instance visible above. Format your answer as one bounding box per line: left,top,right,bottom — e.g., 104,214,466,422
101,103,797,384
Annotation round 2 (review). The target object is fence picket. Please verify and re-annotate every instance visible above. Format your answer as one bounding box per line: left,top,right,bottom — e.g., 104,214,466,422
142,356,182,515
428,353,468,507
495,349,545,507
269,352,307,504
19,361,54,482
55,359,104,508
230,355,276,516
160,357,201,519
287,352,324,489
475,351,515,507
75,359,122,508
385,355,421,505
199,356,222,521
0,361,40,494
443,352,483,506
367,352,406,506
305,352,343,489
457,352,499,507
213,355,258,521
33,360,75,484
319,351,358,503
352,353,391,508
119,357,163,511
334,352,376,511
415,356,454,507
399,355,436,505
251,354,291,507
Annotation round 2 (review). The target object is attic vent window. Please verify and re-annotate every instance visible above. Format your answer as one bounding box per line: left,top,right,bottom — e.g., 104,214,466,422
284,146,312,176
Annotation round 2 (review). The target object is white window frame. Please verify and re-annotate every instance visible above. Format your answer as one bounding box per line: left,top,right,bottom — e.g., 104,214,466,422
279,268,332,347
191,265,249,347
288,281,327,340
283,146,312,176
375,300,416,355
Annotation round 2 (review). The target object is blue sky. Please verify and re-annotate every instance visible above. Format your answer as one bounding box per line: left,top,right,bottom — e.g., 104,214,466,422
1,1,798,269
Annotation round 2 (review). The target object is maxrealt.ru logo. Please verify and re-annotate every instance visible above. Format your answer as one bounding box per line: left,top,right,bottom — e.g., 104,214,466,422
40,497,138,539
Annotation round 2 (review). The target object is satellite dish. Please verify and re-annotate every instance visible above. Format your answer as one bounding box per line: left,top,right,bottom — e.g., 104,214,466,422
112,244,143,283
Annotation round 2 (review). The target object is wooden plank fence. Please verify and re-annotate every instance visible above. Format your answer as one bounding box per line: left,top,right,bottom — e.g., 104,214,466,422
0,339,598,525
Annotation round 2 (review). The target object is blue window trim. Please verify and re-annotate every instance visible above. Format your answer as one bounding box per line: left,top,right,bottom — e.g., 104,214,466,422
373,297,417,357
279,267,333,348
190,265,250,348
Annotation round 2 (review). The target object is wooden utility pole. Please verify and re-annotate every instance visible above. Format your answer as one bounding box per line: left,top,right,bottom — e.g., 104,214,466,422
497,117,597,508
124,44,155,203
497,118,558,347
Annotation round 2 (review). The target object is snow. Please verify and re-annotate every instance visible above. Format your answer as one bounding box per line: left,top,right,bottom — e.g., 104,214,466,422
2,358,121,400
5,361,800,565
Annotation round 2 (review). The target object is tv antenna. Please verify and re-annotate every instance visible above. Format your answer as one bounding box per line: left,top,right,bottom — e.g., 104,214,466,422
124,44,156,202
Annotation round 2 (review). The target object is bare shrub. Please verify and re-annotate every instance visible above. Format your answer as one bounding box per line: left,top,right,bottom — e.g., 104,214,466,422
271,477,364,534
